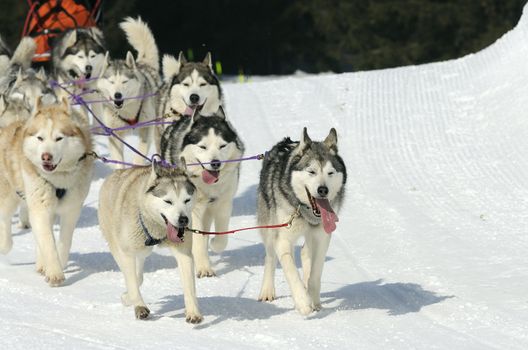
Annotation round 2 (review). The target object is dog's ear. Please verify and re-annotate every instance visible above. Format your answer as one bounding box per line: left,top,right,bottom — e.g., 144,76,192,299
90,27,105,47
64,30,77,50
216,106,226,119
299,127,312,150
324,128,338,153
99,51,110,77
34,95,43,112
203,52,212,70
125,51,137,70
150,158,165,181
59,96,71,112
13,67,23,87
162,54,181,83
36,66,47,81
178,51,187,64
179,156,187,171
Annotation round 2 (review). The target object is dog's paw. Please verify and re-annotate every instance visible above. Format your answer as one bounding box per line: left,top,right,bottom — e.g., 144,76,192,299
312,303,322,312
36,265,45,275
134,306,150,320
296,304,314,316
258,289,276,302
185,312,203,324
45,272,65,287
196,267,216,278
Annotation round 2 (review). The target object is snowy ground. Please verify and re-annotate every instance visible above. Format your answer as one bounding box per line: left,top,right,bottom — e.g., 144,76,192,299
3,6,528,350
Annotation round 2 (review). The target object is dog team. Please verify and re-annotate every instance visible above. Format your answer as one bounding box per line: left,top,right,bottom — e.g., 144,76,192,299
0,17,347,323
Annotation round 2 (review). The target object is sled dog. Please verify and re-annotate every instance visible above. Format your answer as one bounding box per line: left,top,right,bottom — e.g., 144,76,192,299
0,97,94,286
98,160,202,322
97,17,161,167
257,128,346,315
161,110,244,277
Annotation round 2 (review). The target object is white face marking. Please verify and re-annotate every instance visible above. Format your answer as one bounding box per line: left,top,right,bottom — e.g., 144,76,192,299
97,70,142,105
145,179,195,228
62,49,105,78
169,69,221,115
291,160,343,204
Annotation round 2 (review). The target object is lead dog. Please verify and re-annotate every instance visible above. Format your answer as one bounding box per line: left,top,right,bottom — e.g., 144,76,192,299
98,160,202,322
0,97,93,286
258,128,346,315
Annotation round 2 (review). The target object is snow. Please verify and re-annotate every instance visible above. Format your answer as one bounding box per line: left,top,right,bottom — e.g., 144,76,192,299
3,6,528,350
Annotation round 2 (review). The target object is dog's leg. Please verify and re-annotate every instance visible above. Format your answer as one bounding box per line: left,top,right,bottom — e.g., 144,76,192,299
108,136,125,170
258,232,277,302
134,127,150,165
306,233,331,311
136,252,148,287
18,202,30,229
192,208,215,278
57,202,83,269
301,238,312,289
169,238,203,324
29,206,64,286
275,236,313,315
35,245,44,275
0,193,18,254
210,201,232,253
114,248,149,319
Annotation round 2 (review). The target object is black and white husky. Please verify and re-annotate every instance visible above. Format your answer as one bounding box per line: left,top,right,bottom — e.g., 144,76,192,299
257,128,347,315
97,17,161,167
161,110,244,277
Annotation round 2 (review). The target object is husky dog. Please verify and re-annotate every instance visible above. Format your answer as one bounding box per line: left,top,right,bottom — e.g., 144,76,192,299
97,17,161,167
98,160,202,322
161,110,244,277
51,27,106,84
0,97,94,286
257,128,346,315
0,37,56,127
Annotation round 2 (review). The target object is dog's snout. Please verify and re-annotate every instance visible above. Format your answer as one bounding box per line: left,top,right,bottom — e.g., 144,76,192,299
41,153,53,162
190,94,200,104
85,65,92,72
114,92,123,100
210,159,221,170
178,215,189,227
317,185,329,198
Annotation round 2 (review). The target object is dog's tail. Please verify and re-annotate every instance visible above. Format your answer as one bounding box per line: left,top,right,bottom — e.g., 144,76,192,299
10,37,36,69
120,17,159,71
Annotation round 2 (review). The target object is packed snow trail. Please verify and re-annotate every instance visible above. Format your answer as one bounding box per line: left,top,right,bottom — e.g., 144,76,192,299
2,4,528,350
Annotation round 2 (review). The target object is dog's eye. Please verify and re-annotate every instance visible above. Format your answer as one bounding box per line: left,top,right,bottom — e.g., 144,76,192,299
122,80,128,84
199,83,207,87
55,137,63,142
219,144,227,149
164,199,173,205
183,83,190,87
308,170,316,176
198,145,206,150
184,198,191,204
37,136,43,141
328,171,335,176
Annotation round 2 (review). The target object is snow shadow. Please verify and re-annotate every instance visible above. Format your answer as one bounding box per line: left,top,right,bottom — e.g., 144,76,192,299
315,279,453,317
232,184,257,216
92,159,113,180
64,251,177,286
76,206,99,228
154,294,288,327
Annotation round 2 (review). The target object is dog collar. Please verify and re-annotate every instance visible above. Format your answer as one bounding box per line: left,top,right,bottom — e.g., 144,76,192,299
139,212,165,246
116,99,143,126
15,187,67,200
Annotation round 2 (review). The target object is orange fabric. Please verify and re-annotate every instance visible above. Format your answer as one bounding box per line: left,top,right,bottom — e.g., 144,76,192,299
25,0,97,62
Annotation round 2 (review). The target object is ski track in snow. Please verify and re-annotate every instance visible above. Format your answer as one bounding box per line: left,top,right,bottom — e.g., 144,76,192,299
3,6,528,350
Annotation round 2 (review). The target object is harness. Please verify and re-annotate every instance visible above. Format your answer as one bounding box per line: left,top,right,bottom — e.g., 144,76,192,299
138,212,165,246
115,92,144,126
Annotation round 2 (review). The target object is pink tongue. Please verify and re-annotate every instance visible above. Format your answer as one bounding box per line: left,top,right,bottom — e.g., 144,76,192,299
202,170,219,184
166,222,182,243
315,198,339,234
184,106,195,116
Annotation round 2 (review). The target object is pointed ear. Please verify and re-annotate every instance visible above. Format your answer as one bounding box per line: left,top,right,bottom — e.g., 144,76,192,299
150,158,164,180
99,51,110,77
125,51,136,70
64,30,77,50
162,54,181,83
90,27,105,47
179,156,187,171
324,128,338,152
216,106,226,119
299,127,312,150
36,67,46,81
34,95,43,113
14,67,23,87
60,96,70,112
178,51,187,64
203,52,212,70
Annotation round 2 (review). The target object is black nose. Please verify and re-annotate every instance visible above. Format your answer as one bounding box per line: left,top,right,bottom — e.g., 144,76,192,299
317,185,329,198
190,94,200,104
178,215,189,227
210,159,221,170
114,92,123,100
85,65,92,72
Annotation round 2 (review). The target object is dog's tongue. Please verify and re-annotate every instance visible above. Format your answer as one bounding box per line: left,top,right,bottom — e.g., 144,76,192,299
202,170,219,184
184,106,195,116
166,222,182,243
315,198,339,234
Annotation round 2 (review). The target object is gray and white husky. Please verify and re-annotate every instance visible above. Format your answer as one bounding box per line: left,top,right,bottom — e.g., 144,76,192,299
51,27,106,85
98,160,202,323
97,17,161,167
161,110,244,277
0,37,56,127
257,128,346,315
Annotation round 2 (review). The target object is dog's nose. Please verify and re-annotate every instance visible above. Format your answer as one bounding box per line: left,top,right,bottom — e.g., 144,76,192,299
317,185,329,198
114,92,123,100
41,153,53,162
85,65,92,72
210,159,221,170
190,94,200,104
178,215,189,227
